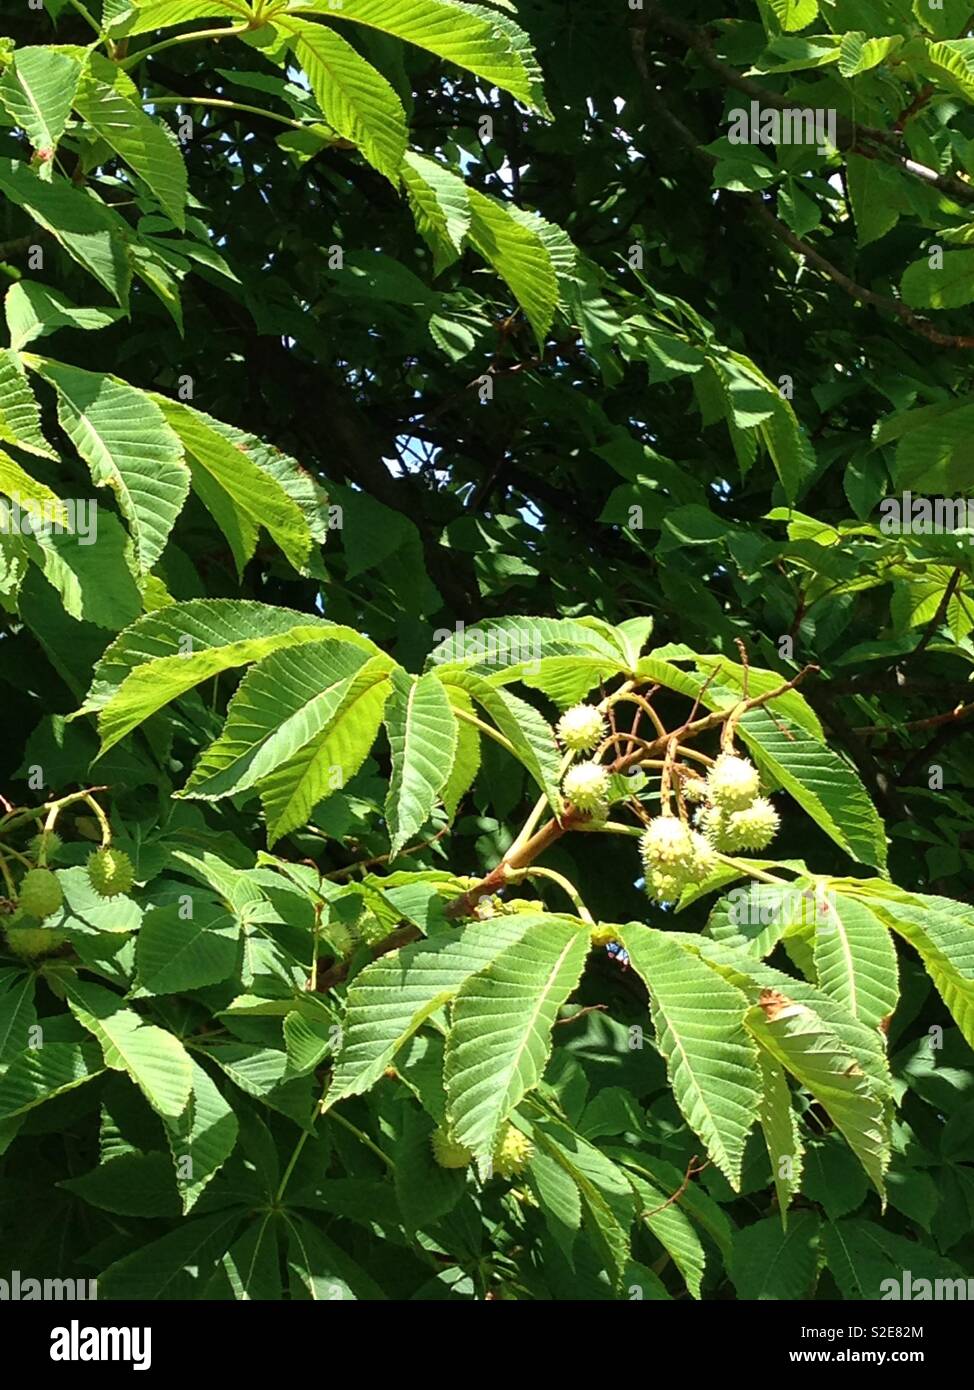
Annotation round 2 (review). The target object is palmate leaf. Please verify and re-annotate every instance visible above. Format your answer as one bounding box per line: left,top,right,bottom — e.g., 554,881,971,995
443,916,590,1162
274,16,407,184
384,667,458,858
744,999,889,1196
0,159,131,306
29,357,190,572
65,978,193,1122
822,1218,968,1300
77,599,364,751
259,653,393,843
0,47,81,165
325,914,556,1106
619,925,761,1188
292,0,549,112
73,58,188,227
812,890,899,1033
180,639,391,801
97,1210,245,1300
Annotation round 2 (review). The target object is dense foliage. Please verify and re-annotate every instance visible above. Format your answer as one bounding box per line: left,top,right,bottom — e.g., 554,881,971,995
1,0,974,1302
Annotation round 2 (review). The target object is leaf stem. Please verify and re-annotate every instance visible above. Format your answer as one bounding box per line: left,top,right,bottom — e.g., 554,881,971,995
120,24,251,71
451,704,518,758
505,864,594,922
147,96,314,133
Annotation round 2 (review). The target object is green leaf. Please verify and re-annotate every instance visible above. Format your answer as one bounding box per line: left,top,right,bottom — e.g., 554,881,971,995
901,250,974,310
441,685,480,819
181,639,389,800
326,914,553,1105
60,1151,181,1216
620,925,762,1188
813,891,898,1033
154,397,314,574
78,599,357,751
730,1211,820,1298
384,667,458,858
65,978,193,1121
74,59,188,228
467,187,559,345
444,916,590,1162
275,16,407,183
445,670,563,812
766,0,818,32
529,1110,635,1286
0,159,131,305
822,1218,967,1300
259,652,393,844
401,151,471,274
0,975,36,1067
624,1166,707,1298
30,357,189,572
0,48,81,164
0,1040,104,1119
756,1052,803,1221
163,1058,240,1213
136,901,240,993
97,1210,244,1299
5,281,123,350
846,154,901,247
736,705,887,871
298,0,549,112
0,348,56,458
845,884,974,1048
744,999,890,1195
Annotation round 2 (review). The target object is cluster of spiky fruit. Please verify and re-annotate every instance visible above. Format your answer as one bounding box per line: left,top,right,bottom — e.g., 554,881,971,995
639,816,718,903
693,753,780,854
4,842,137,961
430,1120,534,1177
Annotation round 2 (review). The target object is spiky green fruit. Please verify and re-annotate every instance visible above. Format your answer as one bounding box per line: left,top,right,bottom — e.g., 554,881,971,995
682,777,708,804
562,761,609,815
4,910,67,960
640,817,696,872
492,1122,534,1178
18,868,63,919
707,753,760,811
723,797,780,852
556,703,606,754
431,1128,474,1170
86,847,135,899
28,830,63,865
688,829,719,880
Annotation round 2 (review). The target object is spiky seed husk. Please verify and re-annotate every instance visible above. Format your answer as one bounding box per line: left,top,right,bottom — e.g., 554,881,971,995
556,703,607,753
723,797,780,852
86,847,135,899
492,1123,534,1178
28,830,63,864
431,1127,474,1170
17,868,63,919
562,761,610,814
707,753,761,811
4,910,67,960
